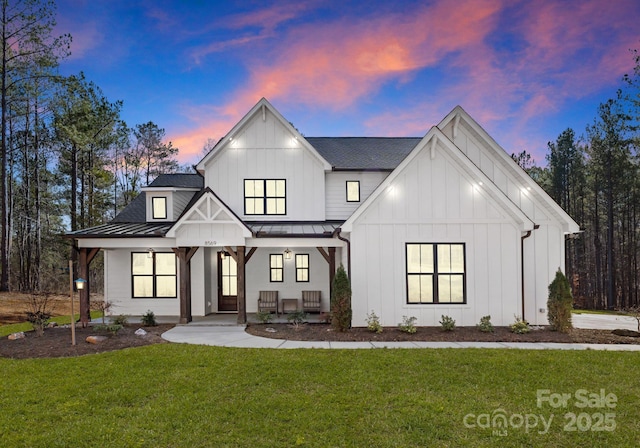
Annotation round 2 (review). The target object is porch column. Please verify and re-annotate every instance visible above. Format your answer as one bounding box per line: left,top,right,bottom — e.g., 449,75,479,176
237,246,246,324
329,247,336,298
173,247,199,324
77,247,100,328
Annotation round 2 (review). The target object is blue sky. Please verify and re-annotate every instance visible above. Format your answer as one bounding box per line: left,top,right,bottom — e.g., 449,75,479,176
56,0,640,165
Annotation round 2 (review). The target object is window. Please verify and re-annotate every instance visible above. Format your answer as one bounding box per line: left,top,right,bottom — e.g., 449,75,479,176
346,181,360,202
244,179,286,215
152,197,167,219
132,252,177,298
270,254,283,282
406,243,466,304
296,254,309,282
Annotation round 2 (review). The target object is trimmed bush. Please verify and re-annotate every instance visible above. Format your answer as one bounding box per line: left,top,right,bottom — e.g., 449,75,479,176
476,315,494,333
331,264,352,332
547,269,573,333
439,315,456,331
141,310,158,327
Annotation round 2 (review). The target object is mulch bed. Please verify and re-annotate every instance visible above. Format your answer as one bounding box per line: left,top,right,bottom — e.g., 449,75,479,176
246,323,640,345
0,324,174,359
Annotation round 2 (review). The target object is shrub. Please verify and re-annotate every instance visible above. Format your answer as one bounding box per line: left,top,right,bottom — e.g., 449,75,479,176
439,315,456,331
477,315,494,333
95,324,123,335
287,310,308,328
25,293,53,337
365,310,383,333
398,316,417,334
112,314,129,326
255,310,273,324
510,316,530,334
547,269,573,333
141,310,157,327
331,264,352,332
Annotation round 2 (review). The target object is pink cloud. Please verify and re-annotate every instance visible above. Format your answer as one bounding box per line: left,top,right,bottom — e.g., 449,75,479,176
171,0,640,164
55,17,102,60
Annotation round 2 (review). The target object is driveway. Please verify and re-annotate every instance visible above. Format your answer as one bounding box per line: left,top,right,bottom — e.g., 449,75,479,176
572,313,638,331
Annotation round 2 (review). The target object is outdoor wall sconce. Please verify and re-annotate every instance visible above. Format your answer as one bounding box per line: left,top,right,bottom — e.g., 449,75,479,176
284,248,292,259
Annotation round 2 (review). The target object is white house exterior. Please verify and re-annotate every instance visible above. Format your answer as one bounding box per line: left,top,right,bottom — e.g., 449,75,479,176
68,98,579,327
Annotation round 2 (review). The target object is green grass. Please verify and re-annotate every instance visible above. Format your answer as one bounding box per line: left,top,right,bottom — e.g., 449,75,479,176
1,346,638,447
0,311,103,337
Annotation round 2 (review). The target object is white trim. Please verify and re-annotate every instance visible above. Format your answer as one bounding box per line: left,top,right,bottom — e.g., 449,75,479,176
341,127,534,233
196,98,332,172
438,106,580,233
166,190,252,238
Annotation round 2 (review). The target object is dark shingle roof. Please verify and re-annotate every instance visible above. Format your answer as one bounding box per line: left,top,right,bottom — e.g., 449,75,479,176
111,193,147,223
306,137,421,170
148,173,204,188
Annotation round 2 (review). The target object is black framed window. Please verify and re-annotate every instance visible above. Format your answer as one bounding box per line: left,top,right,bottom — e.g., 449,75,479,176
244,179,286,215
132,252,177,298
296,254,309,282
152,197,167,219
406,243,466,304
346,180,360,202
270,254,284,282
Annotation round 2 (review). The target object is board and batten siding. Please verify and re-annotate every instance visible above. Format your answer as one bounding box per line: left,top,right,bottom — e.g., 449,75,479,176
440,118,567,325
104,249,181,316
348,140,522,327
325,171,389,220
203,108,326,221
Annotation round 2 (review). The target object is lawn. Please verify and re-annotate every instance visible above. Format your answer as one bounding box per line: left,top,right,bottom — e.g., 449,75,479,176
1,345,639,447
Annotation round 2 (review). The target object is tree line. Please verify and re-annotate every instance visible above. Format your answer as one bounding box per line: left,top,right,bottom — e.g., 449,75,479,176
0,0,182,293
513,50,640,310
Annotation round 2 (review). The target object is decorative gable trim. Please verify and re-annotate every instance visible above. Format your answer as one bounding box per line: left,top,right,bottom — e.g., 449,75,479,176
341,127,535,233
195,98,332,172
166,188,252,238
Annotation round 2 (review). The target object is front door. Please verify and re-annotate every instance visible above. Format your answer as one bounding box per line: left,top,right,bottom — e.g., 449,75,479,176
218,251,237,311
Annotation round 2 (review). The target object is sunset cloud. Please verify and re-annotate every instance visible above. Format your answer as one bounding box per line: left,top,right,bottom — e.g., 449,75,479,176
162,0,640,164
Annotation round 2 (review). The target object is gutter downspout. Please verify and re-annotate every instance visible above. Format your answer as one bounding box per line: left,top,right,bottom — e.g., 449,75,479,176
520,224,539,321
335,228,351,280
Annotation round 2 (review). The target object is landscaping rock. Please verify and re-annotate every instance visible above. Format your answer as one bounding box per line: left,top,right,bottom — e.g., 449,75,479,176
86,335,108,344
8,332,25,340
265,327,277,333
47,322,58,328
134,328,147,336
612,329,640,338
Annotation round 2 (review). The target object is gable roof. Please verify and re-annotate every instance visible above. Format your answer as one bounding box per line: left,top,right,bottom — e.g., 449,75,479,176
437,106,580,233
306,137,421,170
196,98,332,172
165,187,252,238
341,127,536,233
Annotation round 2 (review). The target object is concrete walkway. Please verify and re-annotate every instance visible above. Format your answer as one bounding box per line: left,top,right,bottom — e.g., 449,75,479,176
160,313,640,351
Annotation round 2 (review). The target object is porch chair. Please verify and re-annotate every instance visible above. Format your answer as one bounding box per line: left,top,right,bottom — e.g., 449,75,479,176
301,290,322,313
258,291,279,315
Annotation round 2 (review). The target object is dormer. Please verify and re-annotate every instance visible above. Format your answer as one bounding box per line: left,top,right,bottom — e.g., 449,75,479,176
142,174,204,222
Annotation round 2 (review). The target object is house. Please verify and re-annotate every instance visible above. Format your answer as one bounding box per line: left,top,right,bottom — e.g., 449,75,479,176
68,98,580,328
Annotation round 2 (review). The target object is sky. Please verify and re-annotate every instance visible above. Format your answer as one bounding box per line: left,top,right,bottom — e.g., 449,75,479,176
55,0,640,166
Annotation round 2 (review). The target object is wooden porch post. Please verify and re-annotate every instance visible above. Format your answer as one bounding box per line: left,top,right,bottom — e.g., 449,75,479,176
237,246,246,324
329,247,336,298
173,247,199,324
78,247,100,328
